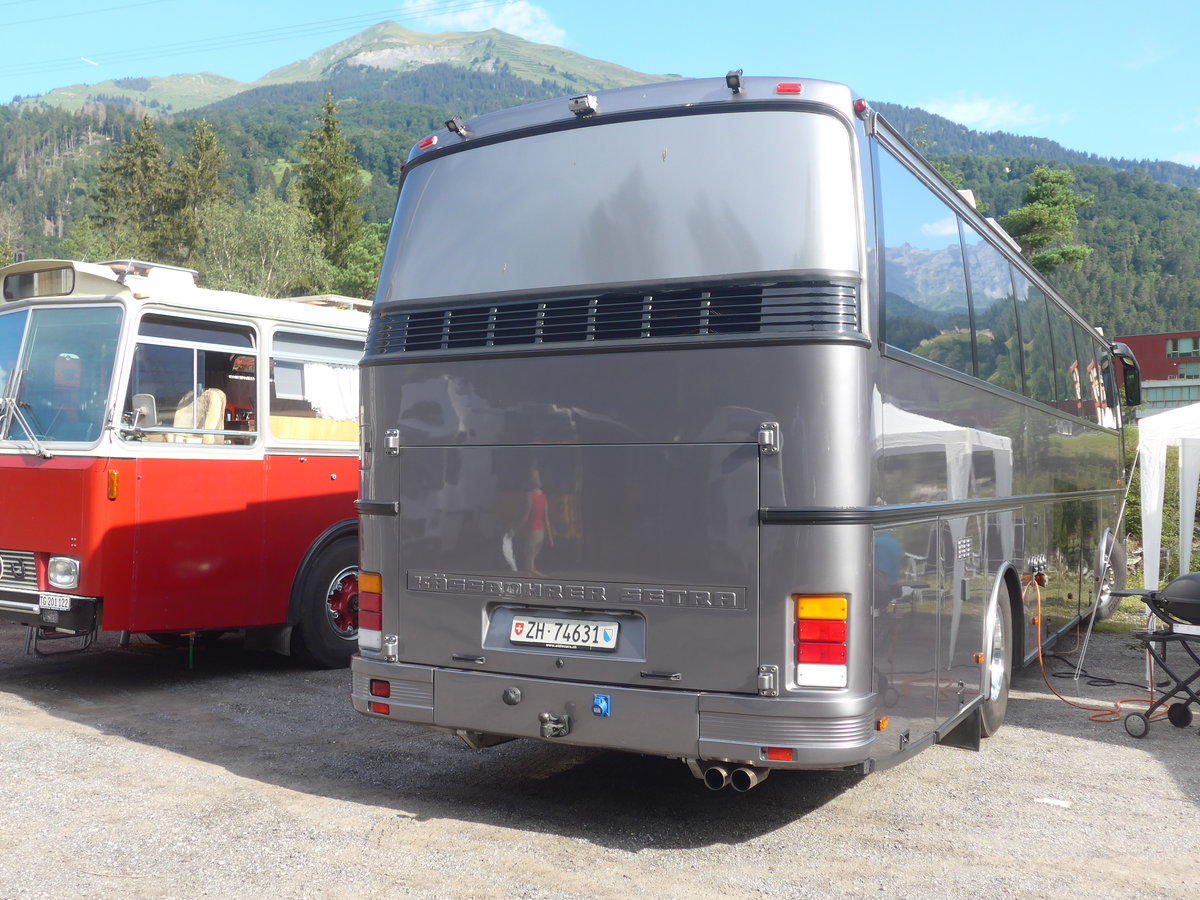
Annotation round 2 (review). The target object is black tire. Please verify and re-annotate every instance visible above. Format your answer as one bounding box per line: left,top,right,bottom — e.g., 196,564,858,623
290,534,359,669
981,592,1013,738
1124,712,1149,738
1090,532,1127,622
1167,702,1193,728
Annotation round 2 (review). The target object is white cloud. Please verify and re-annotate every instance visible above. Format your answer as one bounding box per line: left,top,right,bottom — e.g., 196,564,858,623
1170,151,1200,167
924,95,1048,132
921,216,959,238
401,1,566,46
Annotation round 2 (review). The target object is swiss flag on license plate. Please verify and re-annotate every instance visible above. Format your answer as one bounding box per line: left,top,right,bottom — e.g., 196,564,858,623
514,622,525,636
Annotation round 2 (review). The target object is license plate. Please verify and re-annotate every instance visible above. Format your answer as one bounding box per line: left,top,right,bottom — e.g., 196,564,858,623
510,615,619,651
38,593,72,611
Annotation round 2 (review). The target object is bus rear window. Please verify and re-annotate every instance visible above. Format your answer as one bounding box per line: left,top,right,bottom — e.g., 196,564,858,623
383,109,859,303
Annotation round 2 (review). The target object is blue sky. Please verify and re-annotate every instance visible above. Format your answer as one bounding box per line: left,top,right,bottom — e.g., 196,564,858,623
1,0,1197,166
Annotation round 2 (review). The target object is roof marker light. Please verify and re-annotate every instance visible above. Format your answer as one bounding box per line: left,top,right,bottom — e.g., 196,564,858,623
854,98,871,118
776,82,803,95
417,135,438,150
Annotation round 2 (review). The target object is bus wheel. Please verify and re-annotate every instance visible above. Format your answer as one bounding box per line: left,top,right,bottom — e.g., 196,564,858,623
981,593,1013,738
1090,532,1127,622
292,535,359,669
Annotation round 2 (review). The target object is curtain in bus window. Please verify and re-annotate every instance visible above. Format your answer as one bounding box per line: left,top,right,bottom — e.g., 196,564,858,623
1044,297,1083,419
1013,274,1056,405
877,150,972,377
302,363,357,421
269,332,361,442
961,223,1020,393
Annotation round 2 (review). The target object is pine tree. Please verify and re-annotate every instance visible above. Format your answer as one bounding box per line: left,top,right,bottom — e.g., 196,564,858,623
166,119,231,264
999,165,1093,274
295,93,364,269
89,115,171,259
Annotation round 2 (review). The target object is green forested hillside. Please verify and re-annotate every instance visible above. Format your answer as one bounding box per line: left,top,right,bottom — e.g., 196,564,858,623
3,67,1199,330
934,154,1200,334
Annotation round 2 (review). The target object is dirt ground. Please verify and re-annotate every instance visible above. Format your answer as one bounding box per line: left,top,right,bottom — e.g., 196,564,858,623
1,621,1197,899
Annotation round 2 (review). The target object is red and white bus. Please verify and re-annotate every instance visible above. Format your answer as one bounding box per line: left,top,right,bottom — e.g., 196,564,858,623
0,258,367,666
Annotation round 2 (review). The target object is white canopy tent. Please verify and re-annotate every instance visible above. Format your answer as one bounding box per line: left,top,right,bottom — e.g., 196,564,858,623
1138,402,1200,590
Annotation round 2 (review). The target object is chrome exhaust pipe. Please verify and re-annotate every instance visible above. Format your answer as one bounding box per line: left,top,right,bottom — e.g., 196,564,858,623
729,766,770,792
702,765,731,791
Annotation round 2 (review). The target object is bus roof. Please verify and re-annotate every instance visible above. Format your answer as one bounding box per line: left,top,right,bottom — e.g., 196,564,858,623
1,258,368,332
410,75,859,162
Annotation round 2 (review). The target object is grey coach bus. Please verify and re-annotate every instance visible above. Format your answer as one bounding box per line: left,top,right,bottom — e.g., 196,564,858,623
351,76,1141,789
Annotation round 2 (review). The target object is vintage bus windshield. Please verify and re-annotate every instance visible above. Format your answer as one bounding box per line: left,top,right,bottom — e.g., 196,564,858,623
0,305,123,444
384,109,860,302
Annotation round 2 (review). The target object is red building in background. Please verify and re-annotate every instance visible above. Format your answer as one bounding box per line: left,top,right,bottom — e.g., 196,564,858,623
1117,330,1200,417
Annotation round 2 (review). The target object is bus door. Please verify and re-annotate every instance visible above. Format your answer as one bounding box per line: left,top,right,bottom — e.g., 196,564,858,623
122,314,270,632
392,441,762,695
129,455,267,632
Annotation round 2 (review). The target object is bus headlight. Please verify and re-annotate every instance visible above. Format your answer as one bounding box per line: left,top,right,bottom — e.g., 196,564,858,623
47,556,80,590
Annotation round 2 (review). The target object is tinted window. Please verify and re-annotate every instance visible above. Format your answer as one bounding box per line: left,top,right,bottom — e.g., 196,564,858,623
384,110,860,301
1045,299,1082,418
878,149,972,376
962,223,1020,393
1013,274,1056,405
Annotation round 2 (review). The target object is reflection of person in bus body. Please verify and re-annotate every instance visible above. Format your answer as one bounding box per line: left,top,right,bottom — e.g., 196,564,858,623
514,468,553,576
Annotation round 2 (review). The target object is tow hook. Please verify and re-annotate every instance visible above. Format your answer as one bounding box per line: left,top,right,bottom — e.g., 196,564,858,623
538,711,571,738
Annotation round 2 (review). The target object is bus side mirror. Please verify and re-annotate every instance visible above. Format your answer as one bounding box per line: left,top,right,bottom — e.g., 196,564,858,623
131,393,158,427
1111,342,1141,407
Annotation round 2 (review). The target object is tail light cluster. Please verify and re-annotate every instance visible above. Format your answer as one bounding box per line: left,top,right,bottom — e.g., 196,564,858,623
358,571,383,652
793,594,848,688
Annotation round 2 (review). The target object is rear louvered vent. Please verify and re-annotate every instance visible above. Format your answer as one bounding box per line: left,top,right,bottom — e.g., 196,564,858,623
367,281,858,356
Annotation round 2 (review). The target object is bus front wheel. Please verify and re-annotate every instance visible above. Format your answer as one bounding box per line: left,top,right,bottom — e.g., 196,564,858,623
291,535,359,669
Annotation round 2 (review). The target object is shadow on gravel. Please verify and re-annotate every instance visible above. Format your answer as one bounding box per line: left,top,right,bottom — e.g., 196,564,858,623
1004,628,1200,805
4,622,1195,848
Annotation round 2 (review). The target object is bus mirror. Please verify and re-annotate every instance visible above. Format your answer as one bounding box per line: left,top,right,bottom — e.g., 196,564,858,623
1111,342,1141,407
131,393,157,428
1123,366,1142,407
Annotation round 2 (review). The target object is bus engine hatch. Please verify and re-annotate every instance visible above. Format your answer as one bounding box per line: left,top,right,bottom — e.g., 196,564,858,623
392,442,760,694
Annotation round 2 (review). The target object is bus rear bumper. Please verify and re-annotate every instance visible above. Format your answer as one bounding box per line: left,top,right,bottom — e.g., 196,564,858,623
352,656,878,770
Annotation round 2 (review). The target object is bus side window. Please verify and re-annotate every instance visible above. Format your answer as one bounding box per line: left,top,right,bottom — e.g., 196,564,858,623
1044,297,1082,420
123,316,256,445
1013,274,1057,406
877,148,973,378
268,331,362,443
962,222,1021,394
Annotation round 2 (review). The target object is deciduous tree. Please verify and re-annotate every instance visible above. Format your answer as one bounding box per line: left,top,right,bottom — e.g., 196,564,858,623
197,192,329,298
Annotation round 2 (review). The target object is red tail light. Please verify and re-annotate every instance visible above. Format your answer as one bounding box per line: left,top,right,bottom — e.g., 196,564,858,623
796,620,847,642
796,642,847,665
359,571,382,631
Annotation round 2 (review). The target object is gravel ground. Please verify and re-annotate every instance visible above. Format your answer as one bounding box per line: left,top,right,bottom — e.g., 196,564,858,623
0,621,1197,899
